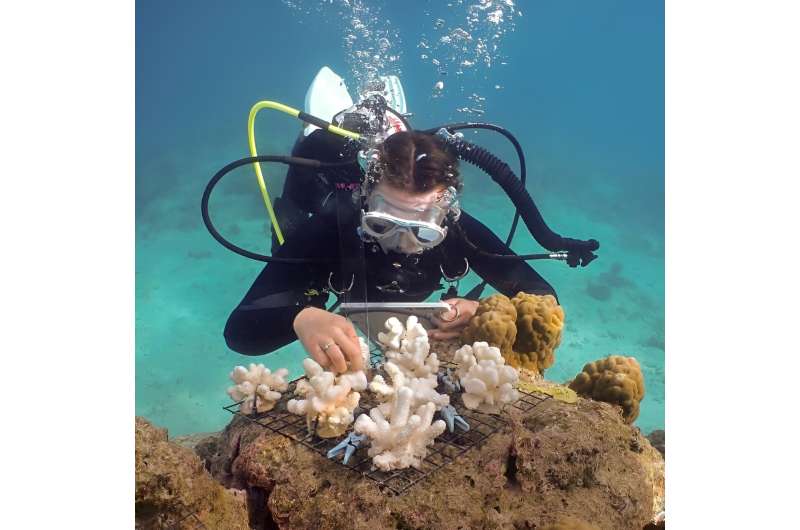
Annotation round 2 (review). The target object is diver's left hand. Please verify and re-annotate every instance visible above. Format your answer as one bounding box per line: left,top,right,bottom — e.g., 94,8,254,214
428,298,479,341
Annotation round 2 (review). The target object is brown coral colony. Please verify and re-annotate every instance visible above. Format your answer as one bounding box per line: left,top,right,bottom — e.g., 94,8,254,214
461,293,646,426
460,292,564,376
569,355,646,424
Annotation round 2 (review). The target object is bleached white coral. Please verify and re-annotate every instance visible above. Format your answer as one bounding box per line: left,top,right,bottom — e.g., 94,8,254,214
378,316,440,381
336,336,370,392
455,341,520,414
369,361,449,417
354,386,446,471
453,343,479,379
227,364,289,414
287,356,366,438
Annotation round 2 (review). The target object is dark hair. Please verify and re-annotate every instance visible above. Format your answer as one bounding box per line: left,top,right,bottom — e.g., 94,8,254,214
370,131,462,194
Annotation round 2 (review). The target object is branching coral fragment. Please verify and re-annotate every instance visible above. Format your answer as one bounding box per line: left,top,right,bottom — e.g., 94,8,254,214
287,358,365,438
378,315,440,381
369,360,450,417
354,387,446,471
454,341,519,413
227,364,289,414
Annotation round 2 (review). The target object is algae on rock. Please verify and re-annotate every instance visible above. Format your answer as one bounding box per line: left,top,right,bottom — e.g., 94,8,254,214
196,390,664,530
134,417,248,530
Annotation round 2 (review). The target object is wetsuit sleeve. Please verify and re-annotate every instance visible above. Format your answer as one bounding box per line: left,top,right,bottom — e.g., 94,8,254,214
224,221,337,355
455,211,558,301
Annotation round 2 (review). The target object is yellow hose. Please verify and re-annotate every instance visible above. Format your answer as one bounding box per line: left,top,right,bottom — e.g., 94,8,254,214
247,100,361,246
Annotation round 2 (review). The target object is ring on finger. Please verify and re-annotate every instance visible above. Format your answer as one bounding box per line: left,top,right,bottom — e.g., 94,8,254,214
439,303,460,323
321,341,336,352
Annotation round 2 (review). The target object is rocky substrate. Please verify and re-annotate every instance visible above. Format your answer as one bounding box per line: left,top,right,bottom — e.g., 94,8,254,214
135,417,249,529
164,391,665,530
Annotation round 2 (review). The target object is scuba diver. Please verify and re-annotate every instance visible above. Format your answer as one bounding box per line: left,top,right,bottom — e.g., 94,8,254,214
202,68,599,373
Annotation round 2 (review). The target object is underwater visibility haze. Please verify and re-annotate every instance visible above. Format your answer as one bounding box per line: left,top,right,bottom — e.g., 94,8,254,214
136,0,664,436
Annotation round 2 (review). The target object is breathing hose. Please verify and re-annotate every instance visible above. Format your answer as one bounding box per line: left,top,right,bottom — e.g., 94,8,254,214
201,154,353,264
441,133,599,267
421,122,526,247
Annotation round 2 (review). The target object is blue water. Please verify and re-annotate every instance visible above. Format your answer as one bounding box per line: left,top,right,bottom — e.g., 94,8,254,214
136,0,664,436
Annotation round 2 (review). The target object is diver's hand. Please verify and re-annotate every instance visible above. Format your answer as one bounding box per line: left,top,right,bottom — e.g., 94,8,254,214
293,307,363,373
428,298,479,341
563,238,600,267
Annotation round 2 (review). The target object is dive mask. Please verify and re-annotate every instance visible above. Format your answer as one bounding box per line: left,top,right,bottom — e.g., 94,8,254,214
361,187,459,250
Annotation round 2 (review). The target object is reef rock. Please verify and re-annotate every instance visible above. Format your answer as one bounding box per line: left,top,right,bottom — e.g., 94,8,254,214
134,417,248,529
647,429,665,457
197,387,664,530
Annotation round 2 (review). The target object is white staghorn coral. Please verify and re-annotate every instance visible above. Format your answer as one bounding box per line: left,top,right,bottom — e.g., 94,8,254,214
369,361,450,417
455,341,520,414
354,386,446,471
227,364,289,414
287,356,366,438
378,316,440,381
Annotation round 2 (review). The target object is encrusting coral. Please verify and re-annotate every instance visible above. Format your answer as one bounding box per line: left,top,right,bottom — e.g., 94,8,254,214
569,355,646,424
460,292,565,375
287,338,370,438
509,292,564,374
378,315,440,381
453,341,519,414
354,386,447,471
226,363,289,414
369,360,450,417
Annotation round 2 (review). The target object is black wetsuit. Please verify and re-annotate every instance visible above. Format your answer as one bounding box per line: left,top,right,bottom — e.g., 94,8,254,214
224,131,557,356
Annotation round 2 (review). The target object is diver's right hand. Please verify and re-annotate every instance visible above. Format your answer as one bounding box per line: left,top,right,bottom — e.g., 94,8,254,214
293,307,364,373
563,238,600,267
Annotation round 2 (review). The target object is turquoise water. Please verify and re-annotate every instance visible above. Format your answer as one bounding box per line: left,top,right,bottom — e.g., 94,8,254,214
136,0,664,436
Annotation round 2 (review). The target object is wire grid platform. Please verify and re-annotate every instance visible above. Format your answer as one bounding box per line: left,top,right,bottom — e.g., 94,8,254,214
224,358,551,496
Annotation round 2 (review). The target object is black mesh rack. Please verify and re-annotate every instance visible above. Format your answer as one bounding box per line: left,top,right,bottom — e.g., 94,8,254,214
224,356,551,496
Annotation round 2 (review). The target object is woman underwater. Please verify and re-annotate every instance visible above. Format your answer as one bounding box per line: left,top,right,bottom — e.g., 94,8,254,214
223,123,597,373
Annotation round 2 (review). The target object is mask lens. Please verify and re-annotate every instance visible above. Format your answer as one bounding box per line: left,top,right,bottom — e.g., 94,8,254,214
412,226,442,244
364,216,395,235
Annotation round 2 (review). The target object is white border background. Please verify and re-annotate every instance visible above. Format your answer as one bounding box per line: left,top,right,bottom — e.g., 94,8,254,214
1,0,799,526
